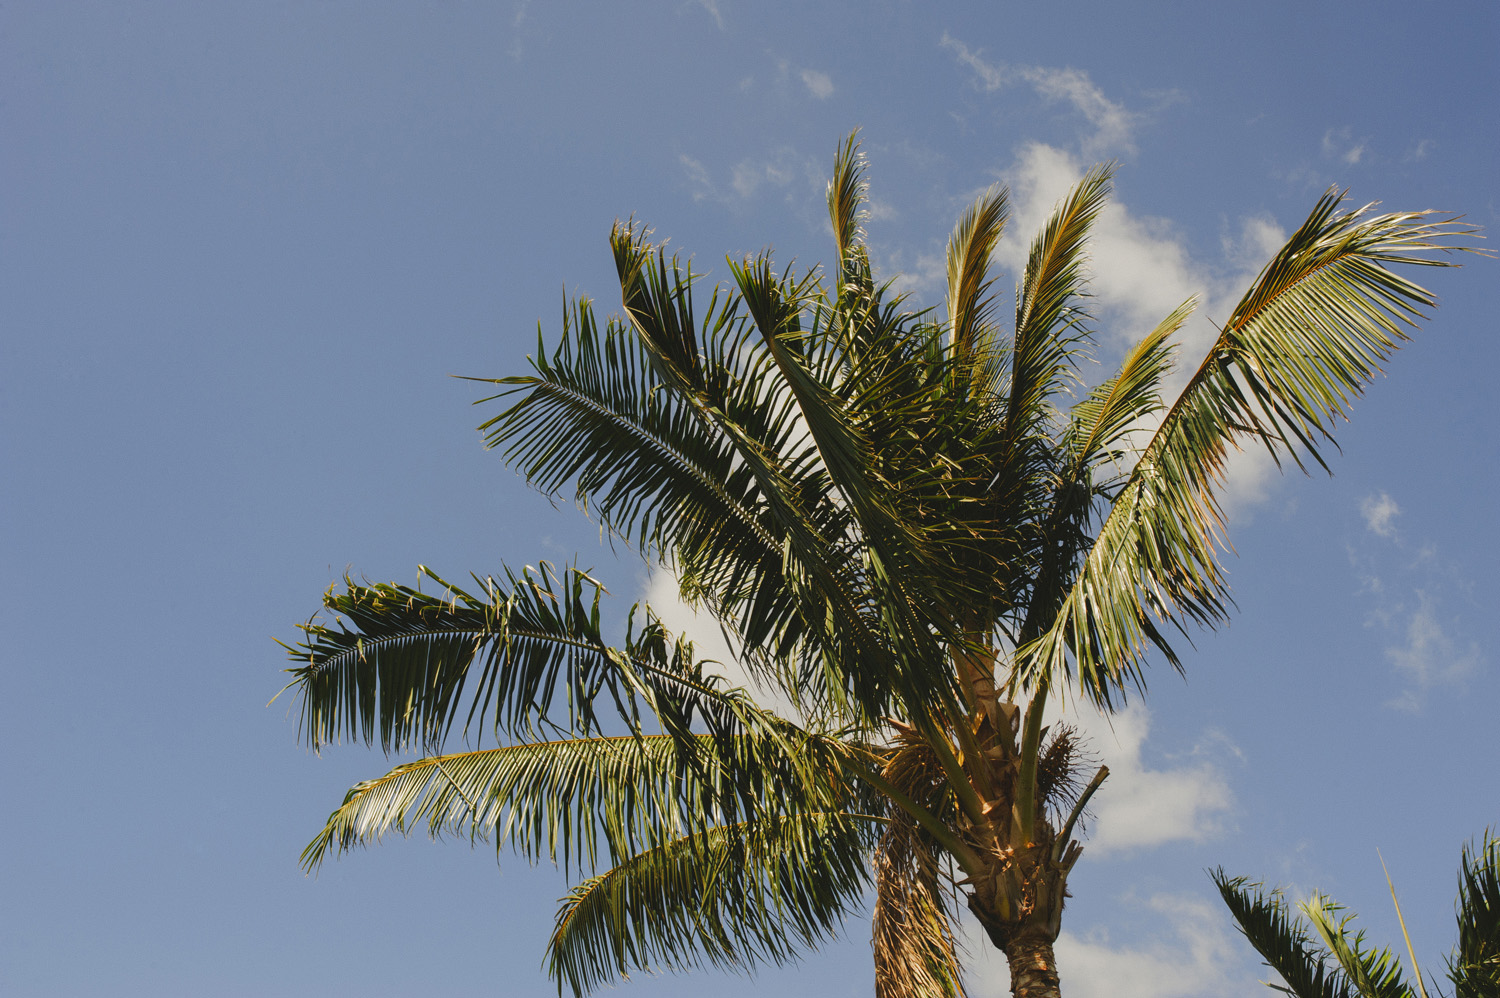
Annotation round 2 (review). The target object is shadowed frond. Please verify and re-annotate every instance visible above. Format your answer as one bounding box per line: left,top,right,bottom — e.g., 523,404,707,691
283,562,852,780
1025,199,1472,702
548,813,881,996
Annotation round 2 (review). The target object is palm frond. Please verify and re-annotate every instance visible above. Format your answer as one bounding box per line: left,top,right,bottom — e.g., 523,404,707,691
284,563,629,752
302,724,864,880
1024,198,1470,701
828,130,872,295
1212,869,1354,998
946,186,1009,365
473,296,855,701
873,812,965,998
1061,300,1191,483
547,813,881,996
1003,163,1112,453
283,562,854,779
1451,832,1500,998
1303,894,1413,998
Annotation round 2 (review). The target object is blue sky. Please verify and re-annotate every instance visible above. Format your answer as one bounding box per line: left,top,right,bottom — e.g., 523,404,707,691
3,2,1496,995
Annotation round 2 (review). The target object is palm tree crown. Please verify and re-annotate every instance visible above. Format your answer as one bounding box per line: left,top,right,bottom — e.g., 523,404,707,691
282,133,1470,998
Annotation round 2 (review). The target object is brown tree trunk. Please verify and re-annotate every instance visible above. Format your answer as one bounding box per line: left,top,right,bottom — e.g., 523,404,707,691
1003,933,1061,998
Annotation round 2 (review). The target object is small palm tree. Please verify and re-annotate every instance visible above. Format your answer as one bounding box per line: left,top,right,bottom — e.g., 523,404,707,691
1213,833,1500,998
281,134,1470,998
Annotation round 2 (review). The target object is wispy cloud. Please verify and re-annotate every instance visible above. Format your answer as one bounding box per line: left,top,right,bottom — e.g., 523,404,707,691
1405,138,1434,162
1360,491,1400,538
1322,126,1370,166
940,33,1136,155
678,153,717,202
800,68,834,100
1350,492,1483,709
692,0,725,30
1385,590,1482,711
676,144,824,213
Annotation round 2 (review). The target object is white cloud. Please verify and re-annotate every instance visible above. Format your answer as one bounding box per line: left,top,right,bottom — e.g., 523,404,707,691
801,68,834,100
962,893,1263,998
1360,491,1401,538
1055,700,1235,856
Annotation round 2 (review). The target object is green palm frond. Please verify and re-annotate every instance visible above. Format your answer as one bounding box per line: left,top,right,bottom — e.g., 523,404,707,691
285,563,626,751
1212,869,1354,998
1304,894,1414,998
1025,199,1470,701
1451,833,1500,998
1060,300,1191,483
548,812,881,996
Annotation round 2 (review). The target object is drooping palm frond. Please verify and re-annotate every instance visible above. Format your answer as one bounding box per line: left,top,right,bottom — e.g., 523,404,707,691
301,728,856,879
1451,833,1500,998
1213,869,1355,998
283,562,854,782
873,735,966,998
1025,199,1471,702
548,812,882,997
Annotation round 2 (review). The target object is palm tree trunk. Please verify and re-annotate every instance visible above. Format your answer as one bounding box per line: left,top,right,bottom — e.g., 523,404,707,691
1003,934,1061,998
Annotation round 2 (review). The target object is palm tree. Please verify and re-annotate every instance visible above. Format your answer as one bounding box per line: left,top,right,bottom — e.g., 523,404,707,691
1213,833,1500,998
281,134,1469,998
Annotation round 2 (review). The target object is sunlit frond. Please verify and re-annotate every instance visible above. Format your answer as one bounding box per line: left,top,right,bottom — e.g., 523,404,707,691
873,816,965,998
1025,198,1471,701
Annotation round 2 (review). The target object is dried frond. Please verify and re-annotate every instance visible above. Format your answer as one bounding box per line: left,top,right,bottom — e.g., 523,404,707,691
874,812,966,998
